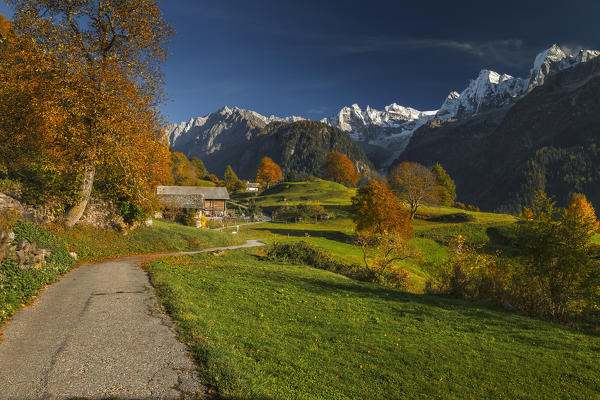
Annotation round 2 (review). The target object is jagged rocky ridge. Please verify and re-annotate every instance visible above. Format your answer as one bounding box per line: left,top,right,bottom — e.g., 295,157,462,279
167,108,375,179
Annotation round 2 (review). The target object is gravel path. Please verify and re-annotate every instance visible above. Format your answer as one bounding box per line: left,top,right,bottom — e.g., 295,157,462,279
0,240,263,400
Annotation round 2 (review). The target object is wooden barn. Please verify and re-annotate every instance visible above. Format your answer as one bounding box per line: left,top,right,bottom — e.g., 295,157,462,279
156,186,230,217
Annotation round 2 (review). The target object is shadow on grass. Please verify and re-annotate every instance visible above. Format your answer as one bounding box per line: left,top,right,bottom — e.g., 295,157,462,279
291,275,593,339
253,227,355,244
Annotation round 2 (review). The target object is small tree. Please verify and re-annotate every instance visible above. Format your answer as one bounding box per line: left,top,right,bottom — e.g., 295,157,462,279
190,158,208,178
285,169,297,182
389,162,438,219
223,165,241,191
516,192,599,320
431,164,456,207
351,180,414,282
255,156,283,189
323,151,359,187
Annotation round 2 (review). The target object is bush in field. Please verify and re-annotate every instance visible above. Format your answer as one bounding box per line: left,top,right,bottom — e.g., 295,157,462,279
267,241,410,289
425,236,506,300
272,203,327,223
428,192,600,325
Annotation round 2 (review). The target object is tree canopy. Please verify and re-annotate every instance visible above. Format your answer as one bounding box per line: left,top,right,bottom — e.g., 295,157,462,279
256,157,283,189
431,164,456,207
352,180,412,238
323,151,359,187
389,162,438,219
0,0,174,225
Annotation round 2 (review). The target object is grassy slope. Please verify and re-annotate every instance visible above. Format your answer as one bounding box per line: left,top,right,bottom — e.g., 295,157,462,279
253,179,356,207
233,180,517,291
147,250,600,400
54,219,244,262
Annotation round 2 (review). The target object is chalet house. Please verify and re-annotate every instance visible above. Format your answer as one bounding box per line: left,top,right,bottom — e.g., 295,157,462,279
156,186,230,217
246,182,261,192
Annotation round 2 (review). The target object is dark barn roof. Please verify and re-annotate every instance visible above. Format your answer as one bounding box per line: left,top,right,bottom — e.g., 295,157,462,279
156,186,230,209
156,186,229,199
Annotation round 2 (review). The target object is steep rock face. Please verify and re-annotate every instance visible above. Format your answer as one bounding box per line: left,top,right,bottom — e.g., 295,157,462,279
436,70,527,120
528,44,600,89
167,106,303,161
399,55,600,212
321,103,436,169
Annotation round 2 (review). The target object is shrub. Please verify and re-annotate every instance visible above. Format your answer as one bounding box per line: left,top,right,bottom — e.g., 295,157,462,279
425,236,505,300
267,241,410,289
0,208,20,231
1,221,76,323
174,209,200,227
272,203,327,223
427,213,475,223
116,199,147,224
0,177,23,198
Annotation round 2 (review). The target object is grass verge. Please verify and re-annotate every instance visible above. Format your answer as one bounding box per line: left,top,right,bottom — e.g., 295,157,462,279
0,221,76,323
54,219,244,262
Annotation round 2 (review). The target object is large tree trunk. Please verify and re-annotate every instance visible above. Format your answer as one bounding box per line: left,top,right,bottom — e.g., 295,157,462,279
64,164,95,227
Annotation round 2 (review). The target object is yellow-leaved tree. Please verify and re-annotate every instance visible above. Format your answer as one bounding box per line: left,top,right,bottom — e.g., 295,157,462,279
1,0,174,226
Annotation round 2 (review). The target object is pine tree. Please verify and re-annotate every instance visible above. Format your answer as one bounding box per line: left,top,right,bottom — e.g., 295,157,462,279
223,165,239,190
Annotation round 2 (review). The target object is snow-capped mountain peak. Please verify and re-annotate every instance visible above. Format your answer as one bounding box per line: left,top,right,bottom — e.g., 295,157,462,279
322,103,437,169
528,44,600,89
436,44,600,120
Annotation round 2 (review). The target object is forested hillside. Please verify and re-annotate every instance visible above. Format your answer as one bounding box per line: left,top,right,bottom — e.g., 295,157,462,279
202,120,376,180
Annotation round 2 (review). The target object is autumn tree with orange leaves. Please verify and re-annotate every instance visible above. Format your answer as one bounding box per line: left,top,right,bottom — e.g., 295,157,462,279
351,180,415,287
0,0,174,226
323,151,359,187
255,157,283,189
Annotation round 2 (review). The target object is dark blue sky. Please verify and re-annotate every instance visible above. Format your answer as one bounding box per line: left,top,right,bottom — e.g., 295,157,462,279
1,1,599,123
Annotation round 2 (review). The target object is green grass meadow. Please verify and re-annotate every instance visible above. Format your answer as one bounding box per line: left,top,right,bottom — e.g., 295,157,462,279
147,250,600,400
55,219,244,262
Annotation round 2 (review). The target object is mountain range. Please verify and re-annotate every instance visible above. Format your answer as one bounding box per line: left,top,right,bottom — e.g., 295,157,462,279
167,107,375,179
167,44,600,210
